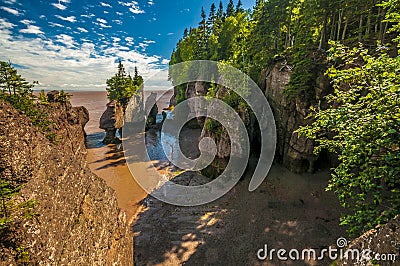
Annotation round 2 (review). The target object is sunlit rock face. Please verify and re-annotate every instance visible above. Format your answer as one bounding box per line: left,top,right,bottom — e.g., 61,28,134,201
0,100,133,265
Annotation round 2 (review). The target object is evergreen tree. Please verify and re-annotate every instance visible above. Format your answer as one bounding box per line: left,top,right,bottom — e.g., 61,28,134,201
236,0,244,14
133,66,144,86
0,62,33,95
197,7,209,59
207,3,217,35
226,0,235,17
216,1,224,20
106,60,142,108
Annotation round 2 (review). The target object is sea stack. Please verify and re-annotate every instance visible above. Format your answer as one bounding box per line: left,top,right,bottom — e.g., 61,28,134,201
100,100,124,144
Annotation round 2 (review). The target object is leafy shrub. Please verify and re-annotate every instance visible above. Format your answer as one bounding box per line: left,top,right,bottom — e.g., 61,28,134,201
298,42,400,236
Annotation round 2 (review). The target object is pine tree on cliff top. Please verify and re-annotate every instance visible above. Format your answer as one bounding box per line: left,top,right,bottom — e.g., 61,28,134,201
106,60,143,108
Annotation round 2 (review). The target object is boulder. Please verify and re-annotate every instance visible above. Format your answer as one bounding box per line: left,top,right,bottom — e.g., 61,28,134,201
46,90,59,102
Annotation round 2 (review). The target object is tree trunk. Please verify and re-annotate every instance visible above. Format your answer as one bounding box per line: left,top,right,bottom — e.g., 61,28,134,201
337,10,343,41
382,21,388,43
358,14,363,42
341,14,348,40
319,10,328,50
375,7,381,34
365,10,372,38
330,11,337,41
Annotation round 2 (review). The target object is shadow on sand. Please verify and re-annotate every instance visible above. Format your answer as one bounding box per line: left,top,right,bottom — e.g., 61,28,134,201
133,162,348,266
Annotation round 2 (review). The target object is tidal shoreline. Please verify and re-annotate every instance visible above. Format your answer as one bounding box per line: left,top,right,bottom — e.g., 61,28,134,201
70,91,148,223
70,91,348,265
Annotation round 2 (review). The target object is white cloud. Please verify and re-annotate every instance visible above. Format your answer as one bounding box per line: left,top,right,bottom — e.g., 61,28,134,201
55,15,76,23
96,18,107,24
20,19,34,25
100,2,112,8
55,34,76,48
51,3,67,10
0,15,169,90
39,15,46,19
94,18,111,29
118,1,145,14
125,36,134,46
3,0,17,4
77,27,88,33
59,0,70,3
0,18,15,29
148,0,154,6
48,22,64,28
1,6,19,16
81,13,95,18
116,11,123,16
167,32,174,35
99,24,111,28
0,34,168,89
113,19,122,25
20,25,44,35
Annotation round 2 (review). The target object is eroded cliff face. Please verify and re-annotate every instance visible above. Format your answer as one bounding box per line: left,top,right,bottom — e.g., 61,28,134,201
338,216,400,265
261,60,332,173
173,60,332,174
0,100,133,265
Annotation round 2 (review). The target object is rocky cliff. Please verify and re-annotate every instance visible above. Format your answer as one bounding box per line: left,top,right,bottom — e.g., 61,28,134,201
338,216,400,265
174,60,332,174
261,59,332,173
0,100,133,265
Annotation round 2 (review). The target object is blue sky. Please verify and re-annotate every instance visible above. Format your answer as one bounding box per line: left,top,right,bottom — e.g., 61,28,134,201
0,0,255,90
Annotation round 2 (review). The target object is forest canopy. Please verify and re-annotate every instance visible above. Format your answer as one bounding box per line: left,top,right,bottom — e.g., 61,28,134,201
170,0,400,235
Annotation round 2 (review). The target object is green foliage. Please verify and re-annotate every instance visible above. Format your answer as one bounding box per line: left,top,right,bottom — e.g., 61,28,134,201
380,0,400,47
285,48,315,96
0,178,39,263
0,61,33,95
38,90,49,105
106,61,143,108
0,62,57,142
0,179,39,230
169,0,400,235
297,42,400,236
54,90,71,103
204,119,224,138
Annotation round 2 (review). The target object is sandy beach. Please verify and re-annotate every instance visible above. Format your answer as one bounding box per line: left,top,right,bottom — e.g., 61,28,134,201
70,91,347,265
70,90,174,222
